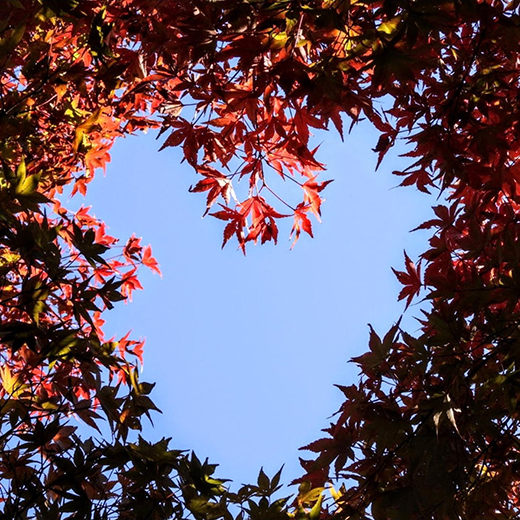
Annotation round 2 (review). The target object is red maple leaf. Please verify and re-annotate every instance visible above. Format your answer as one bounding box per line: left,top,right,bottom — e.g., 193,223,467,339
142,245,161,276
189,166,236,215
302,177,333,219
391,251,422,309
290,203,314,248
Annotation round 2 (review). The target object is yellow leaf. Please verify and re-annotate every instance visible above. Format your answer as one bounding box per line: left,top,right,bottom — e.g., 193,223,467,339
271,32,289,49
16,171,41,197
328,484,341,501
41,401,59,410
0,365,25,397
0,248,20,267
378,16,401,36
73,108,103,152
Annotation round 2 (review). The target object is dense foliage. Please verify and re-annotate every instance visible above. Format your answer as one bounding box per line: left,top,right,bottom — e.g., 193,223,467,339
2,0,520,519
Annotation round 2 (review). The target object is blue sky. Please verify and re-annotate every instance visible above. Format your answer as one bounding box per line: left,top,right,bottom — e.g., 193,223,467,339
74,119,435,488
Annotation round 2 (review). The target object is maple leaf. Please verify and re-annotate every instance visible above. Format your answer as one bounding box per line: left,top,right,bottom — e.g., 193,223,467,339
302,178,334,219
189,166,237,215
246,196,287,244
290,204,314,248
142,245,162,276
211,197,287,251
85,146,111,176
131,339,145,366
117,330,133,359
372,132,395,170
394,167,434,194
123,234,143,261
8,1,520,517
411,204,459,232
121,268,144,301
391,251,422,309
210,205,246,252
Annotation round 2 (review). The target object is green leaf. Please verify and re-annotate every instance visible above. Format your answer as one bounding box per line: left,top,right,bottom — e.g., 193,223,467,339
0,23,25,59
309,493,323,520
257,467,270,490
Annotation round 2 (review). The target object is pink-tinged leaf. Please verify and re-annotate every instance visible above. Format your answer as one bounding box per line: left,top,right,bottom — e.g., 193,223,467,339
121,268,144,301
131,339,145,366
142,245,162,276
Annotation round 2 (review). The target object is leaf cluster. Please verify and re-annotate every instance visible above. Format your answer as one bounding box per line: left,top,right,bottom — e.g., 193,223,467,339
4,0,520,519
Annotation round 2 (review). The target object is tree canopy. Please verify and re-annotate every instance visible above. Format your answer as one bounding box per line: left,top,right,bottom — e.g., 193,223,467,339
2,0,520,518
